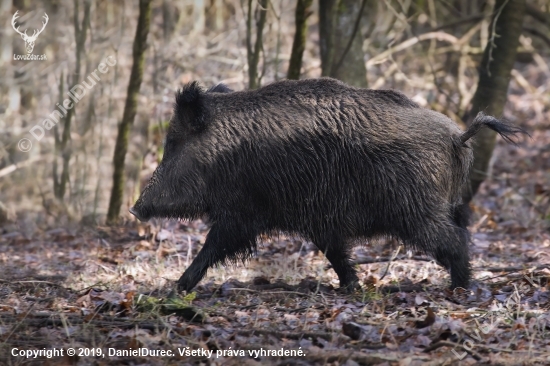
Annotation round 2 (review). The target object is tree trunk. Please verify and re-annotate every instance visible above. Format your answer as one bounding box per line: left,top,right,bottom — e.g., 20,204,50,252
462,0,525,202
287,0,313,80
246,0,268,89
162,0,177,40
318,0,368,87
192,0,205,34
0,201,7,225
53,0,91,200
107,0,152,224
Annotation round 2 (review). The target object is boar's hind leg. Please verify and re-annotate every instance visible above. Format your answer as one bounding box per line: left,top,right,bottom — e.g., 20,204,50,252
434,230,470,290
314,235,359,292
177,223,256,292
447,203,471,289
404,221,470,290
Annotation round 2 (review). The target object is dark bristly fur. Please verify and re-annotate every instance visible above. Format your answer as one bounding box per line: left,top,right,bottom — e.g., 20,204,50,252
207,83,233,93
130,78,524,293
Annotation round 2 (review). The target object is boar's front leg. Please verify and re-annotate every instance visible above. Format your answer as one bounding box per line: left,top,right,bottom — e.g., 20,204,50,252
177,223,256,292
314,234,359,292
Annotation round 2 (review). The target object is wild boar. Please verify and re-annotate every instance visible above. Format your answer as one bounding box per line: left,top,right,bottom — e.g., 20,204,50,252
130,78,523,292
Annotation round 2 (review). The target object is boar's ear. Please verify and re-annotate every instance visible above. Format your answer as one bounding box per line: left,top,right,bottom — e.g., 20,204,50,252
174,81,208,132
207,83,233,93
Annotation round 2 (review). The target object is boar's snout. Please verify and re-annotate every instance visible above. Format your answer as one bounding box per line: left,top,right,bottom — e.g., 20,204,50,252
130,166,164,222
129,206,150,222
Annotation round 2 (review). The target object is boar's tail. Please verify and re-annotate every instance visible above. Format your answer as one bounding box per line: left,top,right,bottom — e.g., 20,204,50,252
459,112,527,145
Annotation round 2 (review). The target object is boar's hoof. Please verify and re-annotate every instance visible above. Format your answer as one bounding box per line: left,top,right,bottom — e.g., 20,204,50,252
177,271,202,293
177,279,192,293
339,280,361,293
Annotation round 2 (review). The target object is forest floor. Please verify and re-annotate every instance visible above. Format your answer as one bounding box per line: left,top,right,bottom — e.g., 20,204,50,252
0,118,549,365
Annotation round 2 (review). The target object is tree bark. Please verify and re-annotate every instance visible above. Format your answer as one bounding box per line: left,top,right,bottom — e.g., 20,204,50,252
162,0,177,40
0,201,7,225
287,0,313,80
318,0,368,87
246,0,268,89
462,0,525,202
107,0,152,224
192,0,205,34
53,0,91,200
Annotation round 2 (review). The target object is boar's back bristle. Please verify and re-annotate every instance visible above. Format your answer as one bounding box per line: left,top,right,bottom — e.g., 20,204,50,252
207,83,233,93
373,89,419,109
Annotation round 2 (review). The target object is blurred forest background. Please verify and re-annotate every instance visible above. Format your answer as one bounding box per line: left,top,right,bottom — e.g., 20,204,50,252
0,1,549,364
0,0,548,229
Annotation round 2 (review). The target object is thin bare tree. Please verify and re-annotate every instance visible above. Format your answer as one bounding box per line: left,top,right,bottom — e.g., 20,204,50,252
287,0,313,80
462,0,526,202
319,0,368,87
246,0,269,89
53,0,91,200
107,0,152,224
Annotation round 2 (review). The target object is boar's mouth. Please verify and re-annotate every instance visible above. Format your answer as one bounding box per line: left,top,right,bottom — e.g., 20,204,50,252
129,206,150,222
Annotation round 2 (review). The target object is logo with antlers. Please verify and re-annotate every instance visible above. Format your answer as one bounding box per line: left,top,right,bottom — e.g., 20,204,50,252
12,11,49,54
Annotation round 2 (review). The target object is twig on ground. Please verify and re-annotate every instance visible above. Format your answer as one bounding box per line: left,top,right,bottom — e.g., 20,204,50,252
423,340,483,361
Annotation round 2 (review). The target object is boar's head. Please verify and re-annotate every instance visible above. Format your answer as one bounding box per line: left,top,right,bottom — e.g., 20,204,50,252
130,82,229,222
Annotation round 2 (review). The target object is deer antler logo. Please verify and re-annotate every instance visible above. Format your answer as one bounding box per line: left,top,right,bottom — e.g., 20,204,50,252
12,11,49,54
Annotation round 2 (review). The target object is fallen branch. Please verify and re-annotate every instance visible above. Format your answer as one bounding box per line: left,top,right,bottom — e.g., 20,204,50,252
0,156,43,178
294,349,405,364
423,340,483,361
379,284,425,293
473,264,549,273
353,255,434,265
236,328,335,341
0,279,68,289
